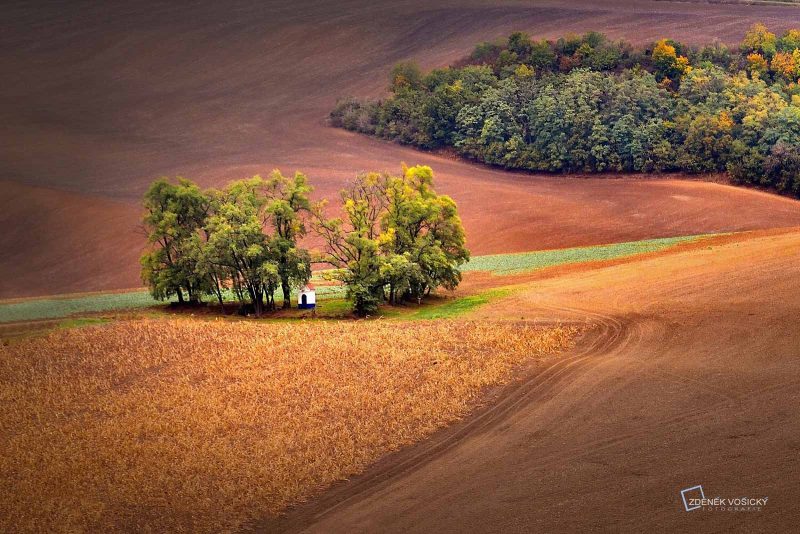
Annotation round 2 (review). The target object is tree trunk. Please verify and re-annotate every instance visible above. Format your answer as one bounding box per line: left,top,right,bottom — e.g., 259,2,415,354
282,280,291,309
215,288,225,314
177,289,185,304
210,275,225,314
187,284,199,304
253,293,263,316
234,282,245,306
247,285,262,316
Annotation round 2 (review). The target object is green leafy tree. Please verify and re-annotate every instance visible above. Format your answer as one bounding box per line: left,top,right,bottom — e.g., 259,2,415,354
313,166,469,315
389,61,423,92
529,39,557,72
652,39,691,83
777,29,800,52
676,112,733,172
313,172,389,316
262,170,313,308
203,177,280,316
741,23,777,58
507,32,533,61
764,142,800,195
727,140,766,186
467,41,504,65
140,178,211,303
380,165,469,301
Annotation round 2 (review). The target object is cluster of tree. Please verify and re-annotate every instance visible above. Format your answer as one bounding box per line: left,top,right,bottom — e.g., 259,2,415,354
140,171,312,316
313,165,469,316
140,166,468,316
330,25,800,197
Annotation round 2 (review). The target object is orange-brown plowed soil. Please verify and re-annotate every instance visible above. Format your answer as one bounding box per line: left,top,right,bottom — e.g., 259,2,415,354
269,229,800,533
4,0,800,298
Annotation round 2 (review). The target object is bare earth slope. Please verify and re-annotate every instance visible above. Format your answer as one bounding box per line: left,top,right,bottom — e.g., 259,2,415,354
269,229,800,533
4,0,800,297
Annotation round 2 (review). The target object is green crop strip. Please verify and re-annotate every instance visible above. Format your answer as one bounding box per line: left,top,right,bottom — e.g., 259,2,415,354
0,234,716,323
462,234,710,275
0,284,346,324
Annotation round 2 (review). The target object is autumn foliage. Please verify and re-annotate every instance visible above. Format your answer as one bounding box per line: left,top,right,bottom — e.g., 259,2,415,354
332,24,800,197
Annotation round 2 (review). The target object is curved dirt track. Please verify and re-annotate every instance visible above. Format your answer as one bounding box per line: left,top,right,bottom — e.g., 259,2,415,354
264,230,800,532
5,0,800,297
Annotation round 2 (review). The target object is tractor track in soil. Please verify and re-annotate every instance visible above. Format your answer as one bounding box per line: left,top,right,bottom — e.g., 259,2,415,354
257,306,629,532
257,231,800,532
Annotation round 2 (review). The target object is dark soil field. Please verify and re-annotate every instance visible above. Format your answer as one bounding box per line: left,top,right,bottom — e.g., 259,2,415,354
273,228,800,533
4,0,800,298
4,2,800,531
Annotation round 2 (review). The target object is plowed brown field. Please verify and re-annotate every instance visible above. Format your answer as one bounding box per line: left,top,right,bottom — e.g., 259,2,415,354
269,228,800,533
4,0,800,298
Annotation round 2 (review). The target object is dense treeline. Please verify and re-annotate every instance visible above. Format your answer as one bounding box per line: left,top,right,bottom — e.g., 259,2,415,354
331,24,800,196
140,165,468,316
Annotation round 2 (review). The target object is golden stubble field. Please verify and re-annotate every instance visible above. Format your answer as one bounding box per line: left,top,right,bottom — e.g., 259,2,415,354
0,318,576,532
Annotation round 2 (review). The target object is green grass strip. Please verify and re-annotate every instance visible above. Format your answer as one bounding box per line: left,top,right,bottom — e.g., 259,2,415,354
0,234,714,323
411,288,511,320
462,234,709,275
0,284,346,324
